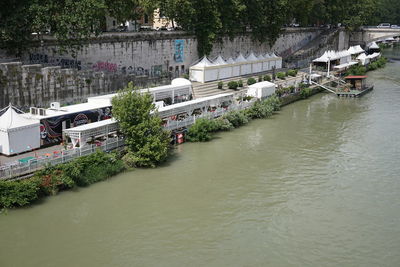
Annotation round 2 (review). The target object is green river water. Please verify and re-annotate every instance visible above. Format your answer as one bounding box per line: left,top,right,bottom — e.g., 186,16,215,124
1,48,400,267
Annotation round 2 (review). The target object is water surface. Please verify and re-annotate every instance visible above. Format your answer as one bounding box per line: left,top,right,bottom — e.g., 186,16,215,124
1,48,400,267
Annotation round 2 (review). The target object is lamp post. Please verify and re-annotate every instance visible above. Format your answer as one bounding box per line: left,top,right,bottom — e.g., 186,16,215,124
327,57,331,78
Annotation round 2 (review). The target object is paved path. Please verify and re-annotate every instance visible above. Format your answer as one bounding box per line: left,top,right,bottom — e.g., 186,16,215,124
0,145,64,166
192,71,307,98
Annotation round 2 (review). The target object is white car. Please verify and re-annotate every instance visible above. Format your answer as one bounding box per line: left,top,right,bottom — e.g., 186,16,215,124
377,23,391,28
391,25,400,29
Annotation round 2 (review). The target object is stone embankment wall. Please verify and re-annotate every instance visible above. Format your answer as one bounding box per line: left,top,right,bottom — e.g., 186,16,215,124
0,62,169,110
23,29,323,77
0,28,326,109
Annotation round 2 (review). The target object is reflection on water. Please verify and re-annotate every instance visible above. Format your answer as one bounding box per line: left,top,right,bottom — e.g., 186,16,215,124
1,49,400,267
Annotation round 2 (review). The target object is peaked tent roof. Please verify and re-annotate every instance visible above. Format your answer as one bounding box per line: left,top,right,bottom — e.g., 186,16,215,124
271,52,279,58
246,52,259,62
235,53,247,63
226,57,235,64
357,53,367,60
353,45,365,54
212,55,227,66
191,56,213,68
369,42,379,49
257,54,265,60
0,105,39,132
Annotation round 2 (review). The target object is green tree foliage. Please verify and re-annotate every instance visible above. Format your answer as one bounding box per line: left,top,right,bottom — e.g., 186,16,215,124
0,0,143,54
111,82,171,168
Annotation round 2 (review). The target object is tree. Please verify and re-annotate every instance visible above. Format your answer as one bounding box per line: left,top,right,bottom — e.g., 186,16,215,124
111,82,171,168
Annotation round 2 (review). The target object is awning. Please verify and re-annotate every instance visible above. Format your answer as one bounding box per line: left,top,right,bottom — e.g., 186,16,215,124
333,61,358,70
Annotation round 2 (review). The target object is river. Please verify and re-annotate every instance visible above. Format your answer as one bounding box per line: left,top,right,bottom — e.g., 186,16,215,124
1,48,400,267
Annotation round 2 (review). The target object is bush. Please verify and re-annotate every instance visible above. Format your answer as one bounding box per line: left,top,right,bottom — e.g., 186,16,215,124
223,110,249,128
277,72,286,79
263,75,271,82
367,62,378,71
286,69,298,77
346,65,366,76
186,118,216,142
247,77,257,85
247,100,274,119
186,118,234,142
213,118,234,131
258,75,263,82
300,87,313,99
264,95,281,111
238,80,243,87
228,81,239,90
218,81,223,89
0,178,41,209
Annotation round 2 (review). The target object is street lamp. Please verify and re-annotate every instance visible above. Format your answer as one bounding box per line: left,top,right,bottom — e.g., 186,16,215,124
327,56,331,78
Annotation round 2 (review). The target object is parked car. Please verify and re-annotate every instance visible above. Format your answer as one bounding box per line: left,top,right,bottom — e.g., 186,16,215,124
377,23,391,28
391,25,400,28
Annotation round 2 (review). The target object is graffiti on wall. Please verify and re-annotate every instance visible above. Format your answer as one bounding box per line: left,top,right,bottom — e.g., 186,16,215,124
174,40,184,63
92,61,118,72
29,53,82,70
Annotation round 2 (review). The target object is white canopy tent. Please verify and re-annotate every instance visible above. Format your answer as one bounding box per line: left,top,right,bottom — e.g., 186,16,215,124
236,54,251,75
0,105,40,155
227,57,240,77
348,45,365,55
262,53,271,71
189,57,216,83
247,52,263,73
367,52,381,60
189,51,283,83
271,52,283,69
368,42,380,50
357,53,370,65
246,81,276,99
212,55,232,79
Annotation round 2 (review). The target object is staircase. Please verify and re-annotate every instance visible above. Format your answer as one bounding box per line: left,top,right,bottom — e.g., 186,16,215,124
285,28,341,68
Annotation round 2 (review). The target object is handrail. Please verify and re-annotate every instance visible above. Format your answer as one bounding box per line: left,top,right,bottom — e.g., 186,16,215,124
310,81,337,94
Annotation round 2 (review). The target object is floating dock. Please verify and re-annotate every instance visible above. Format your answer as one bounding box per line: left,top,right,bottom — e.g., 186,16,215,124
336,86,374,97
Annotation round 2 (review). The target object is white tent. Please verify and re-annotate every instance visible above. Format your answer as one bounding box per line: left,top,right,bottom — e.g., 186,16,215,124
269,54,277,70
369,42,380,49
271,52,283,69
228,57,240,77
367,52,381,60
348,45,365,55
0,105,40,155
357,53,370,65
189,57,218,83
212,55,232,79
262,53,271,71
236,53,251,75
247,52,262,73
246,81,277,99
337,50,352,64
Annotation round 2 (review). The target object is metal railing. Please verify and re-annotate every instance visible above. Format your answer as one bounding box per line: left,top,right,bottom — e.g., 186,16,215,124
0,138,125,180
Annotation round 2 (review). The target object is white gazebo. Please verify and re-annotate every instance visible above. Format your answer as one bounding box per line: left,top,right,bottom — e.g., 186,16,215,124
0,104,40,155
